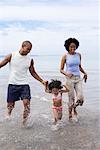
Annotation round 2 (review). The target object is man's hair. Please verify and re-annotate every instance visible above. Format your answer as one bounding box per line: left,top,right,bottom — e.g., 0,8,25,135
64,38,79,52
48,80,63,90
22,41,32,48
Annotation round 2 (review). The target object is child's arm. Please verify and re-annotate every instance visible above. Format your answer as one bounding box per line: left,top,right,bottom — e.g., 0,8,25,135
45,81,52,93
60,85,69,93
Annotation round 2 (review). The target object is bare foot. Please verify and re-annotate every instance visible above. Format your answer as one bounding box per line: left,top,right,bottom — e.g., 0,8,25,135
23,118,28,125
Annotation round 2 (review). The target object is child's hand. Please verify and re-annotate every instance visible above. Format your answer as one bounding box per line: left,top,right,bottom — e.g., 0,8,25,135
64,85,69,92
61,85,69,93
62,85,66,88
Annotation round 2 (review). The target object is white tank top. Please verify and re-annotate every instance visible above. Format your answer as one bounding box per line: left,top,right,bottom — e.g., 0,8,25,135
8,51,31,85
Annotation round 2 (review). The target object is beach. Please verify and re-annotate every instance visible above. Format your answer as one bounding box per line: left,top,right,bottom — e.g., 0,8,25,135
0,0,99,148
0,66,100,150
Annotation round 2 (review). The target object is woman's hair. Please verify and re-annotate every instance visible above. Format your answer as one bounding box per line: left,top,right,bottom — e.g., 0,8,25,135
48,80,63,90
64,38,79,52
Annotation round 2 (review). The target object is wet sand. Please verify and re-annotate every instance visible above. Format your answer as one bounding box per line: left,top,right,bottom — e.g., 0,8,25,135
0,76,100,150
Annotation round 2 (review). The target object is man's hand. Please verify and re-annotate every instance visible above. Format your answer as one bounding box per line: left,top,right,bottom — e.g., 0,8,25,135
41,80,48,86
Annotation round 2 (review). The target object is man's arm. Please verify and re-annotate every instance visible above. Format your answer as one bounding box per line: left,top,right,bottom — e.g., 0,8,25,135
29,59,46,85
44,81,52,93
0,54,12,68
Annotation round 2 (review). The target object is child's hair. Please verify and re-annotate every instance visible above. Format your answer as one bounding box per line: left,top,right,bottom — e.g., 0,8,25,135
48,80,63,90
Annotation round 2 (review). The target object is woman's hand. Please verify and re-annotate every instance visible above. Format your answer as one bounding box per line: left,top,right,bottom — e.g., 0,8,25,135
83,74,87,83
66,72,73,78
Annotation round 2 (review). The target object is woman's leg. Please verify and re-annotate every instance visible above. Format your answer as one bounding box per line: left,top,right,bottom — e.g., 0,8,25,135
66,80,75,120
22,99,30,124
73,107,78,115
74,80,84,107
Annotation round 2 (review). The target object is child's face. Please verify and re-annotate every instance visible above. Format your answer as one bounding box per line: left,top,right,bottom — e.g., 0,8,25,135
52,88,59,95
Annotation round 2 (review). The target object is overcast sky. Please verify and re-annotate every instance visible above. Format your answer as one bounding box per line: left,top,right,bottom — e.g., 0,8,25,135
0,0,99,61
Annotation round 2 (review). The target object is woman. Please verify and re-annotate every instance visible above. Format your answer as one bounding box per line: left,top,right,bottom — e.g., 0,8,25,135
60,38,87,121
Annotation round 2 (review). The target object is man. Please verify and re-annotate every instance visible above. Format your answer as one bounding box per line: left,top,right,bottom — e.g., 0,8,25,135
0,41,47,124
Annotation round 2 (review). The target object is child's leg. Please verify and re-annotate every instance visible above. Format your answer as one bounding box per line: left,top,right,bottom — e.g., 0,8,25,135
58,110,62,120
22,99,30,124
52,109,58,125
7,102,15,116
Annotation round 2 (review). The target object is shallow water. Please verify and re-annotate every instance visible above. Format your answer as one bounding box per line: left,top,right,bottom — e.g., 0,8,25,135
0,55,100,150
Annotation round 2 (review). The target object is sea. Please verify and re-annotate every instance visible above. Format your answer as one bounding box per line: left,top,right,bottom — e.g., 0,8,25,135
0,54,100,112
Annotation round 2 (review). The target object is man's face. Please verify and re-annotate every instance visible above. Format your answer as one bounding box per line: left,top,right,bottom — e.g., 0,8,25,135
22,44,32,55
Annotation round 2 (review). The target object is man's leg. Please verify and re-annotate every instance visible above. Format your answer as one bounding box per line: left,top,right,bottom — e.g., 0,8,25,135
6,84,19,119
22,99,30,124
6,102,15,119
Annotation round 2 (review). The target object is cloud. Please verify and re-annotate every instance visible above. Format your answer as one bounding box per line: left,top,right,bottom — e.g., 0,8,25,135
0,4,98,22
0,0,99,61
0,0,99,6
0,22,98,56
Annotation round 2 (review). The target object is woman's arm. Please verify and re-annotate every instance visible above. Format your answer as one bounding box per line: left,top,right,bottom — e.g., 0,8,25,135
78,53,87,82
60,54,73,78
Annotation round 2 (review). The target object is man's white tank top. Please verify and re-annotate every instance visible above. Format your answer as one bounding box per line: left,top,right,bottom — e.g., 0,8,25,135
8,51,31,85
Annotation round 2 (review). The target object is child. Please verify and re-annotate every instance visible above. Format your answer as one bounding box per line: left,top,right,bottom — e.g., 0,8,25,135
45,80,69,129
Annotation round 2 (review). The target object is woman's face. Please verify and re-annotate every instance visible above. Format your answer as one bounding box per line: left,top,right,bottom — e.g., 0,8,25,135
69,42,76,54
